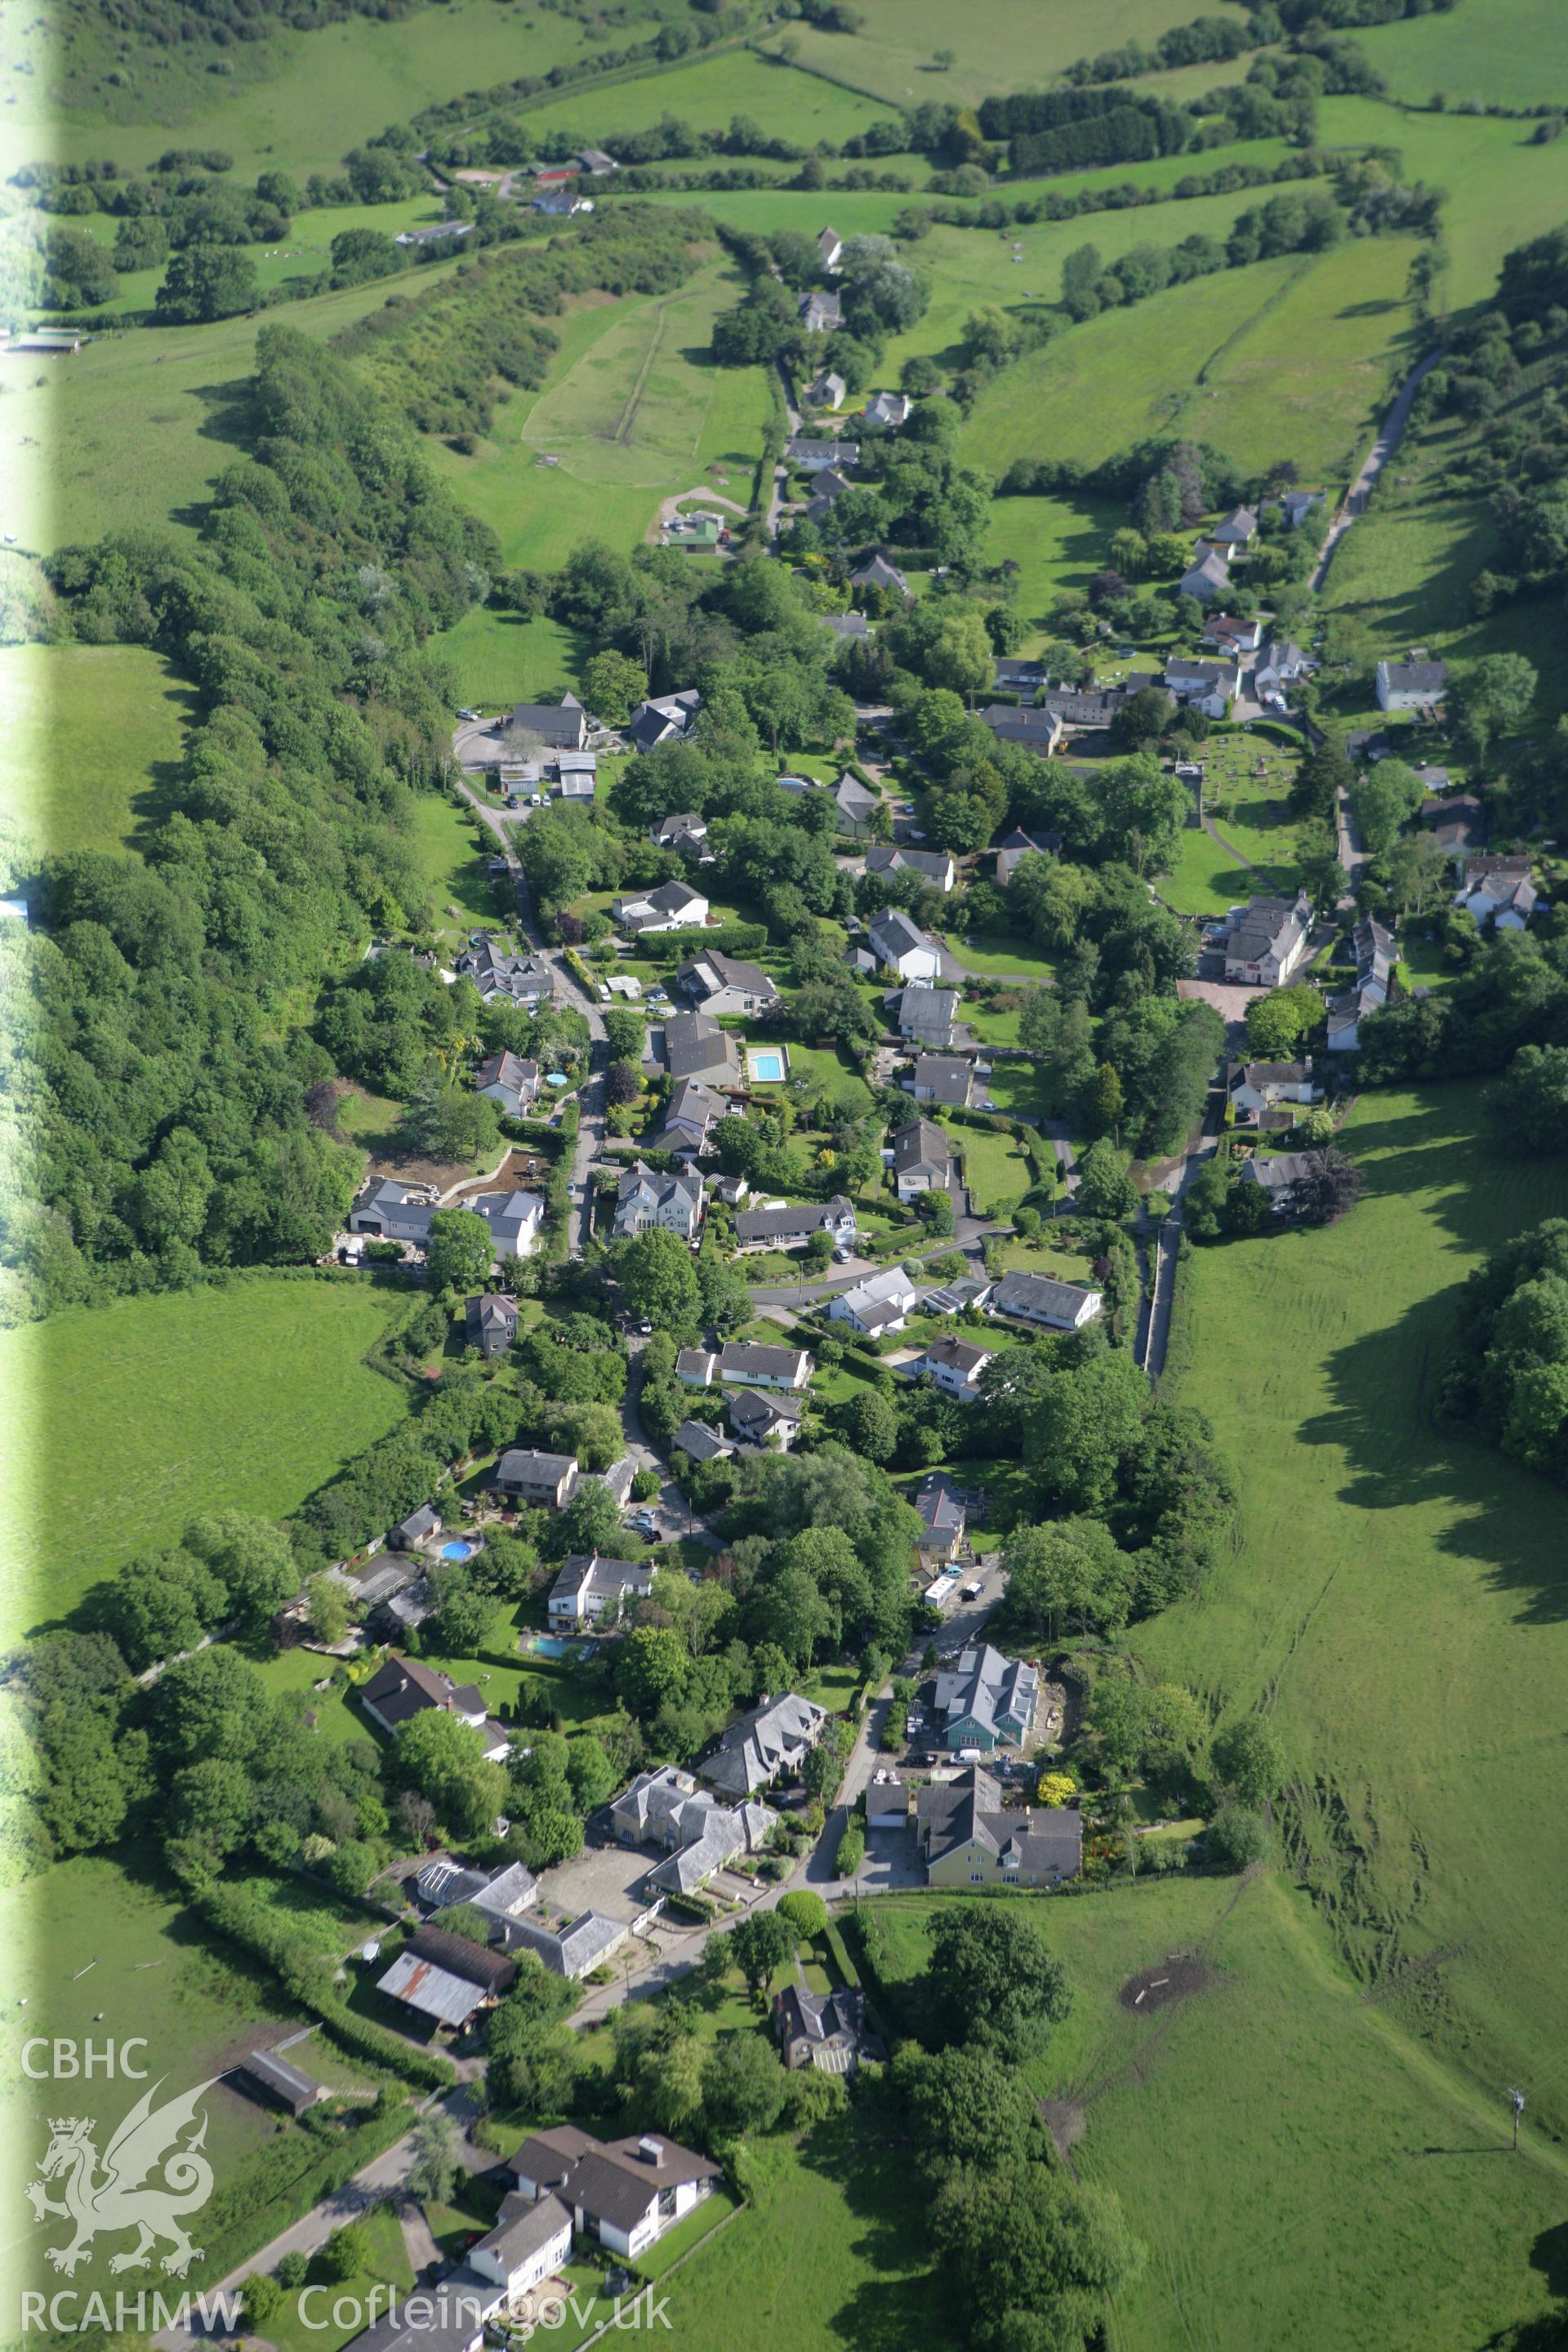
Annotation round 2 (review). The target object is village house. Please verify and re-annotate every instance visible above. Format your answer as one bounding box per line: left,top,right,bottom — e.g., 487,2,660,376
673,1419,734,1464
992,655,1050,701
1200,613,1264,654
1458,853,1537,929
506,1912,628,1979
788,431,854,466
650,811,710,853
675,1347,719,1388
626,689,702,754
991,825,1063,884
868,905,942,981
804,368,847,408
612,1161,704,1242
937,1641,1039,1751
698,1691,828,1795
774,1981,869,2073
733,1196,857,1252
457,943,554,1007
1179,548,1231,605
466,2194,573,2310
662,1010,746,1089
904,1053,975,1109
889,1115,954,1201
817,225,843,272
465,1293,519,1358
833,773,881,836
508,2129,721,2260
805,466,856,524
989,1269,1103,1332
718,1339,813,1390
915,1469,984,1566
676,947,782,1018
432,1860,540,1948
916,1765,1081,1888
495,1448,579,1509
656,1075,724,1158
864,389,910,428
864,842,956,893
1376,658,1448,712
799,288,841,332
828,1263,919,1338
820,610,873,644
360,1656,512,1761
1236,1149,1319,1214
612,878,709,936
913,1333,995,1402
896,985,961,1051
506,696,588,750
981,703,1064,757
548,1552,656,1630
474,1049,539,1117
1210,506,1258,548
1164,656,1239,718
1221,890,1312,987
849,552,911,600
1253,639,1314,697
1227,1059,1318,1120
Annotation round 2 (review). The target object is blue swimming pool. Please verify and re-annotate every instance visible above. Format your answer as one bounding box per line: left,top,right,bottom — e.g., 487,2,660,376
530,1634,595,1659
748,1049,787,1082
439,1539,477,1561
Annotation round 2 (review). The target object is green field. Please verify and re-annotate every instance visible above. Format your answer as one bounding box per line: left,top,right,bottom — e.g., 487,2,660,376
950,932,1059,982
428,262,768,568
0,1279,413,1640
409,791,507,942
509,43,903,149
433,608,590,706
764,0,1224,112
0,642,194,858
963,238,1415,489
1347,0,1568,109
7,270,460,555
1117,1084,1568,2335
23,0,593,176
980,492,1124,635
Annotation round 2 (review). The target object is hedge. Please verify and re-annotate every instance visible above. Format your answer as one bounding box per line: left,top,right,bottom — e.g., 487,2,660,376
822,1918,861,1989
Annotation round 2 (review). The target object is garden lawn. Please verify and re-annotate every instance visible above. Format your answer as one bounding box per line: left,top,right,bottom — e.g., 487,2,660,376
1125,1082,1568,2330
858,1871,1568,2352
0,642,195,858
951,1122,1034,1213
1161,819,1258,917
950,932,1058,982
427,262,770,568
783,1044,875,1115
0,1277,413,1641
408,791,507,942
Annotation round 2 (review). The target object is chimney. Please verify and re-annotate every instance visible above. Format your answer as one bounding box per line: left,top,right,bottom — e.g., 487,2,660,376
638,2136,664,2168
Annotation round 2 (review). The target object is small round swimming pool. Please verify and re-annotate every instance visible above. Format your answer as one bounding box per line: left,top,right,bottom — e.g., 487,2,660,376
439,1539,477,1561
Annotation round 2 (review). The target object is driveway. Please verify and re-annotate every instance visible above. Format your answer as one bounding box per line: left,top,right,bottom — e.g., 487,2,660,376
1312,346,1441,594
532,1837,657,1925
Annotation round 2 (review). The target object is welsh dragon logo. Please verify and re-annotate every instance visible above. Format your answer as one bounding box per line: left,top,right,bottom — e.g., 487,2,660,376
26,2078,217,2277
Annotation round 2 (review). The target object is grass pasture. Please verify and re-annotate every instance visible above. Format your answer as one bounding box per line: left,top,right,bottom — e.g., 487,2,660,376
980,492,1123,634
1346,0,1568,109
0,642,194,859
408,790,507,942
0,1278,413,1641
506,44,904,150
428,262,768,568
433,608,589,706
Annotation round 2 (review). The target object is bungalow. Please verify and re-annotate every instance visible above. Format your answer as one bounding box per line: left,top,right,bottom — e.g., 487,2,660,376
868,905,942,982
673,1419,733,1463
1458,854,1537,929
937,1641,1037,1751
728,1388,804,1450
865,842,956,893
829,1263,919,1338
495,1448,579,1509
1254,639,1314,694
834,773,881,835
532,186,593,216
920,1274,993,1316
897,985,961,1050
850,552,911,600
733,1196,856,1252
474,1049,540,1117
718,1339,812,1390
612,878,709,935
676,947,782,1018
1165,656,1239,718
349,1179,437,1247
457,943,554,1006
675,1348,719,1388
989,1269,1103,1332
394,219,474,249
1201,614,1264,654
548,1552,656,1630
1236,1149,1319,1213
805,370,847,409
799,288,842,332
864,389,911,429
1209,506,1258,548
917,1764,1080,1888
506,697,588,750
376,1927,516,2029
817,225,843,272
360,1655,511,1762
889,1116,954,1201
1376,658,1447,712
1222,890,1312,987
662,1010,745,1087
991,826,1063,884
981,704,1063,757
657,1075,724,1158
1178,548,1231,605
774,1981,867,2073
789,435,852,470
509,2129,721,2260
914,1334,995,1403
698,1691,827,1796
651,811,710,853
627,689,702,755
905,1053,974,1109
1227,1059,1316,1119
612,1161,704,1241
806,466,857,523
915,1469,984,1566
465,1293,519,1358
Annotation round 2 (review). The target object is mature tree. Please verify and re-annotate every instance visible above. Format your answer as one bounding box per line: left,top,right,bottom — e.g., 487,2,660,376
551,1478,626,1561
1490,1044,1568,1153
316,2224,373,2284
1207,1802,1269,1869
426,1209,495,1294
1384,827,1449,918
925,1904,1071,2062
933,2166,1144,2352
428,1563,492,1657
617,1624,692,1717
1244,987,1319,1060
241,2275,284,2330
842,1388,899,1463
329,228,405,287
1000,1520,1133,1643
1023,1352,1149,1513
616,1227,701,1332
776,1888,828,1941
728,1908,797,2002
581,649,648,726
1350,758,1424,855
702,2029,790,2135
893,2042,1040,2178
1290,1146,1364,1225
155,243,259,323
566,1734,617,1811
1449,653,1538,760
396,1710,508,1838
1075,1137,1138,1222
1211,1717,1284,1806
405,2114,463,2205
1086,1061,1125,1139
399,1079,501,1165
1288,736,1352,824
184,1512,297,1628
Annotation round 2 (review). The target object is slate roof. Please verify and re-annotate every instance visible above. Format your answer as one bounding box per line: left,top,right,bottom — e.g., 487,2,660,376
719,1339,811,1387
909,1053,973,1106
990,1269,1102,1326
701,1691,827,1795
935,1641,1039,1741
890,1116,952,1183
673,1419,733,1462
733,1196,853,1244
868,906,937,966
662,1011,744,1085
849,553,911,597
898,986,960,1043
